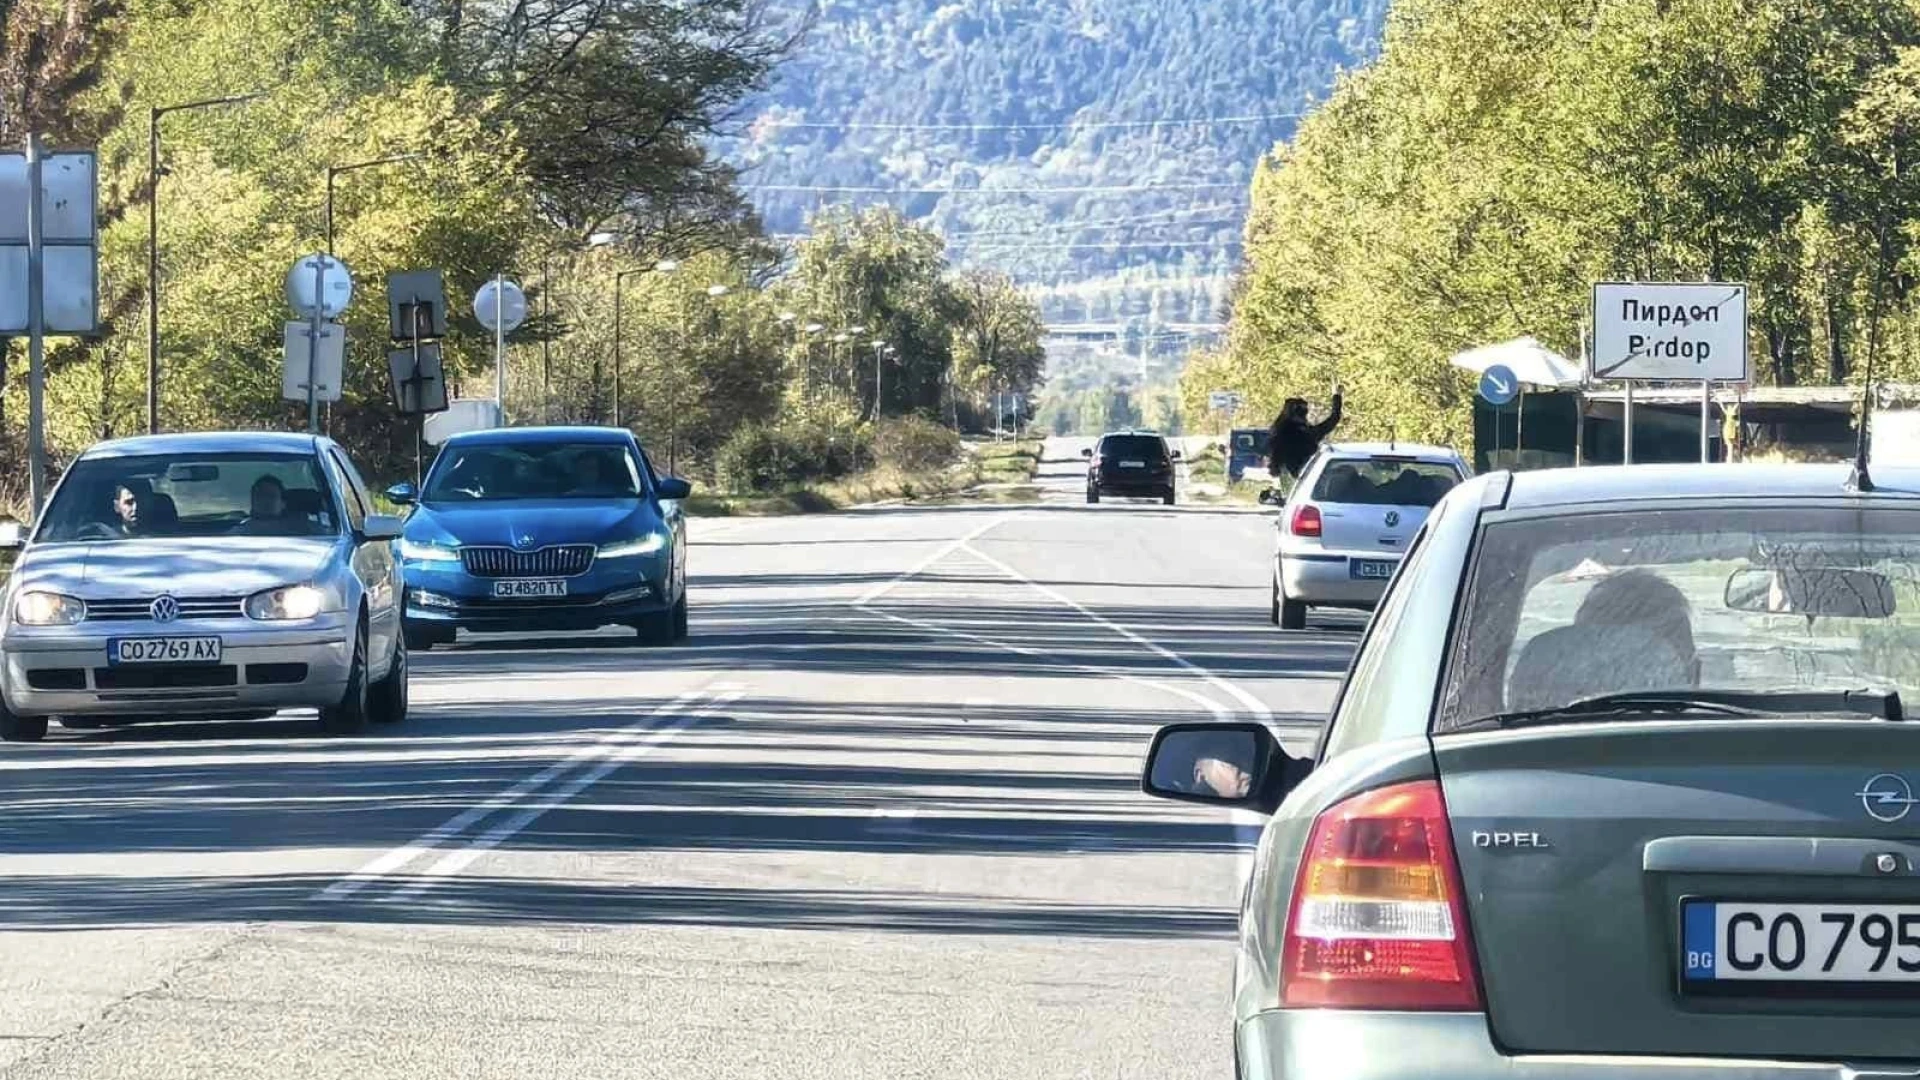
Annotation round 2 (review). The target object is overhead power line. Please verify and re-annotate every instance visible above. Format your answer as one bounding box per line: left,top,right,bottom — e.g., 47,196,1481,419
745,182,1245,195
748,112,1308,133
953,239,1240,251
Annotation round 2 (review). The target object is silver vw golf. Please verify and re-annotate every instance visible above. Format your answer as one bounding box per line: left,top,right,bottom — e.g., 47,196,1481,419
1147,463,1920,1077
0,431,408,741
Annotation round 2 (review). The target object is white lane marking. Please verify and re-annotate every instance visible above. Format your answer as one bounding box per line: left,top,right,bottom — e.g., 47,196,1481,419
868,805,920,833
956,539,1273,724
316,685,725,901
855,605,1232,721
850,513,1019,606
379,692,745,902
854,526,1272,889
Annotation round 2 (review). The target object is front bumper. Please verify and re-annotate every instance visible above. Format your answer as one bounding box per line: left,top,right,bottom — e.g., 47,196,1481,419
1,614,353,718
1278,550,1398,607
402,559,670,634
1236,1010,1902,1080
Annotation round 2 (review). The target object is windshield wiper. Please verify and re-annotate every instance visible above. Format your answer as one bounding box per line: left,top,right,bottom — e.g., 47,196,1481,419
1460,688,1905,732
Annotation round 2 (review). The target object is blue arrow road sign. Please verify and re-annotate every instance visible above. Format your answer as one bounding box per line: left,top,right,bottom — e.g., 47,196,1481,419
1479,363,1518,406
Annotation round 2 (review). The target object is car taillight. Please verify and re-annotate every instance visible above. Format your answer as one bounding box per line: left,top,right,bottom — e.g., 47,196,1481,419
1290,504,1322,537
1280,779,1482,1010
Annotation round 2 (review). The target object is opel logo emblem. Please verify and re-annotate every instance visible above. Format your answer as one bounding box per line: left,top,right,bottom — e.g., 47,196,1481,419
149,595,179,623
1384,510,1401,528
1858,773,1919,823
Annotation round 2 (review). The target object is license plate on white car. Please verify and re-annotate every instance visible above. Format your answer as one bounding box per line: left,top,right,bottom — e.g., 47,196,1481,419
1683,901,1920,986
108,637,222,665
1350,559,1397,580
492,579,567,599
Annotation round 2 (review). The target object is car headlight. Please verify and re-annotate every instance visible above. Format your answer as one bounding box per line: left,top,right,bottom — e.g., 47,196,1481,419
245,584,335,621
12,591,85,627
397,537,461,563
599,532,668,558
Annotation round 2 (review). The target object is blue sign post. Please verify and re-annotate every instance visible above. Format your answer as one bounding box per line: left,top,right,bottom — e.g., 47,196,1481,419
1478,363,1519,406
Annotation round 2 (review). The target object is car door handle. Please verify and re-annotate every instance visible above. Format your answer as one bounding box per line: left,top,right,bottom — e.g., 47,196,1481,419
1644,836,1920,876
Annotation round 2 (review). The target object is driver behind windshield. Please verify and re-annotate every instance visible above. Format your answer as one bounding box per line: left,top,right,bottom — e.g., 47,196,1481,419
108,479,151,537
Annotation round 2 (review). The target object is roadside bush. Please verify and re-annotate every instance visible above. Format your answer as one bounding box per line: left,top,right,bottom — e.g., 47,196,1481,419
715,420,874,493
873,416,961,474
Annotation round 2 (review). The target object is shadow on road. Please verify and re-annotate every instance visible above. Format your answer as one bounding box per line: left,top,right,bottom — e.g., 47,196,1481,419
0,875,1237,939
0,560,1345,933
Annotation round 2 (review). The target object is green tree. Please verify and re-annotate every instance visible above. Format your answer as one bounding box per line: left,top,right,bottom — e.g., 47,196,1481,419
788,206,958,421
949,267,1046,427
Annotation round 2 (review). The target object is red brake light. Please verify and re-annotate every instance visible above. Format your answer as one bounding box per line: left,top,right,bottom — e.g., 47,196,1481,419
1281,779,1482,1010
1290,504,1322,537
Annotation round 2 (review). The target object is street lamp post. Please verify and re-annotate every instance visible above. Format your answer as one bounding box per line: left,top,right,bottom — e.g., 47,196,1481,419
777,310,798,411
146,91,266,434
320,152,424,435
803,323,824,413
325,153,424,257
610,267,650,427
673,283,731,473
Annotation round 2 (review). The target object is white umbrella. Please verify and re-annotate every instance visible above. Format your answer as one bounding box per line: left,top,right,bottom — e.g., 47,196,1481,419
1449,336,1584,389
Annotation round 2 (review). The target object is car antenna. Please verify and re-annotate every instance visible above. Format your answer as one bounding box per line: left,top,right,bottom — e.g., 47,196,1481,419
1848,341,1879,493
1849,231,1893,494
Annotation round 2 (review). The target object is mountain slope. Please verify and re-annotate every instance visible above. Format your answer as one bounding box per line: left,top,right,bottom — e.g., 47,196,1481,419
726,0,1389,333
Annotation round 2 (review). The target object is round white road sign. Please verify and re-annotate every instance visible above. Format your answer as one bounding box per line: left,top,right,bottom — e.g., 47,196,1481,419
474,279,527,334
285,254,354,320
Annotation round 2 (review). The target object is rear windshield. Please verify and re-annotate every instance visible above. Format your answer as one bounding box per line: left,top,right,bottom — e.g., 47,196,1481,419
1312,458,1459,506
1437,506,1920,732
1100,435,1167,460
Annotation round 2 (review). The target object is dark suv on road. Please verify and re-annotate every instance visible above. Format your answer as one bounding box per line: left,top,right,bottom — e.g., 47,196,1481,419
1084,431,1179,505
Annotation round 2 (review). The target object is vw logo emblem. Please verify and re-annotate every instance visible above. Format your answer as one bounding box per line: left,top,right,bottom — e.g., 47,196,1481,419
1858,773,1919,823
514,534,537,550
1384,510,1401,528
149,595,179,623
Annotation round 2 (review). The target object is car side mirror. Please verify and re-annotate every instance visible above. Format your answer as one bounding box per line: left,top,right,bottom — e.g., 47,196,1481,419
1170,450,1183,461
385,482,417,505
1141,721,1301,815
360,514,404,542
1257,489,1279,505
656,477,692,501
1081,448,1093,458
0,521,25,550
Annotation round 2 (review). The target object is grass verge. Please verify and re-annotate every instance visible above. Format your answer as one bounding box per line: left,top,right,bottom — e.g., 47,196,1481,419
686,460,1003,517
974,438,1045,485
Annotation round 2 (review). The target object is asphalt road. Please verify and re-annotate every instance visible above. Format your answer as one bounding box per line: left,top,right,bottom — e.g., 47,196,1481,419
0,438,1363,1079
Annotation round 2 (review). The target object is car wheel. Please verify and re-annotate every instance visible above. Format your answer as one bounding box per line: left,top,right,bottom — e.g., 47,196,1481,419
1162,488,1176,506
1280,592,1308,631
0,697,47,742
1269,574,1282,626
671,591,689,641
1086,487,1100,504
631,610,675,646
369,629,409,725
320,620,371,735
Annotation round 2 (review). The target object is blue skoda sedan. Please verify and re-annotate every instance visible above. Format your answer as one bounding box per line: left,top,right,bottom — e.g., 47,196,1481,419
390,427,691,648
